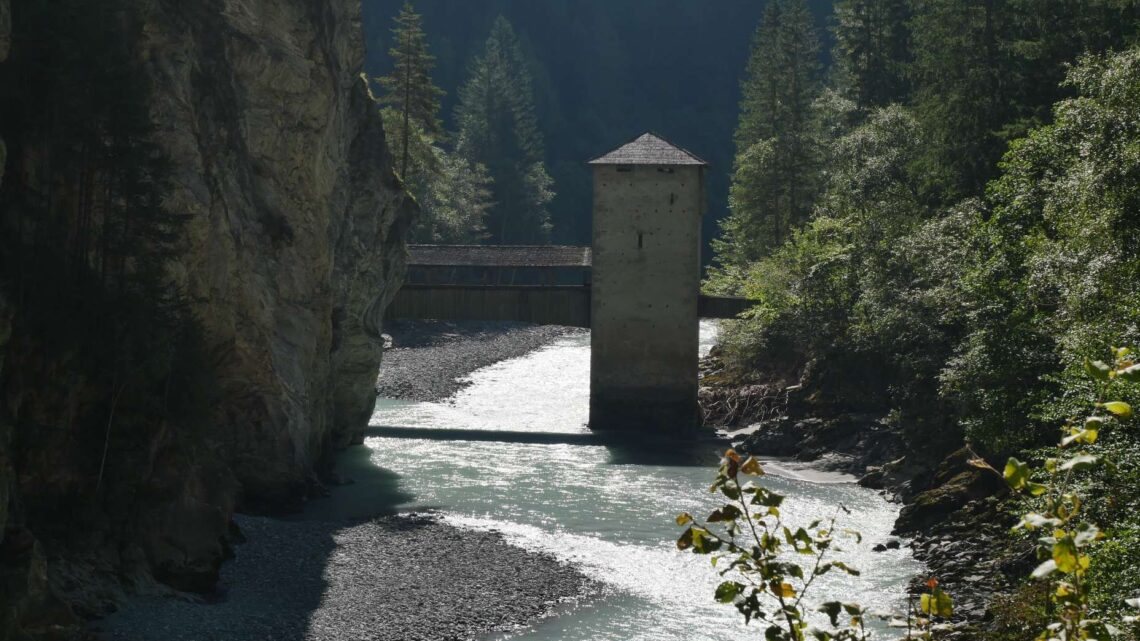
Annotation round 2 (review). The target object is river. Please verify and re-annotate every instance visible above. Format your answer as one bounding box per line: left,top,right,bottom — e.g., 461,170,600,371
362,321,921,641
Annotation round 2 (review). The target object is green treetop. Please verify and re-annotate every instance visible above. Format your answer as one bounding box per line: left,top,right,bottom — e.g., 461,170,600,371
455,16,553,245
376,2,445,178
716,0,823,268
832,0,911,109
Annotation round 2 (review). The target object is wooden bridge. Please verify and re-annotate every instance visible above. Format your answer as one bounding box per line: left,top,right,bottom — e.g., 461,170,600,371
384,245,753,328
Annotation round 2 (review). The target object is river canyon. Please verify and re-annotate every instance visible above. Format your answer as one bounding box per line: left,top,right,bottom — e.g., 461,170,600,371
95,322,922,640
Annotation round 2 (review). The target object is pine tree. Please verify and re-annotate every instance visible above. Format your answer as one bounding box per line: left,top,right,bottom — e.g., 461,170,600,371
832,0,911,108
454,16,554,245
718,0,823,265
376,2,445,178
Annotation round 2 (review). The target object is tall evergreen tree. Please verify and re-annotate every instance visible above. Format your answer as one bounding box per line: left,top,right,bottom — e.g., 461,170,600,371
376,2,445,178
716,0,823,267
454,16,553,245
832,0,912,108
906,0,1011,200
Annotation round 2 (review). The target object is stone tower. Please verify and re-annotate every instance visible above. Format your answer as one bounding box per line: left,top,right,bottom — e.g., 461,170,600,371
587,133,708,434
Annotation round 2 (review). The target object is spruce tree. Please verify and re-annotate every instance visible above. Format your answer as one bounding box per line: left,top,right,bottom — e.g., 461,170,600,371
376,2,445,178
454,16,553,245
718,0,822,265
906,0,1010,200
833,0,911,108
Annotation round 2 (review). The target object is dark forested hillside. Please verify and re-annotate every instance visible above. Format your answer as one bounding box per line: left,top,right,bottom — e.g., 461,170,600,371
363,0,835,247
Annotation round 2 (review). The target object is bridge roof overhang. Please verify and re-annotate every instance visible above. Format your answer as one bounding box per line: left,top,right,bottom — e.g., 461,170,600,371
407,245,593,269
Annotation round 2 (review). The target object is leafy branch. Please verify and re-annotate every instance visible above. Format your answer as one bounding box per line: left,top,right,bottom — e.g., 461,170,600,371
996,347,1140,641
677,450,952,641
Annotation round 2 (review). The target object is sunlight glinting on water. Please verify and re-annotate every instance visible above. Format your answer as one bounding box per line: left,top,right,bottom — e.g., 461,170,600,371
368,321,923,641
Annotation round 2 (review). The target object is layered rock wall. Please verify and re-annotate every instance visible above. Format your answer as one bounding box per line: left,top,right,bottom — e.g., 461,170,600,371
142,0,412,507
0,0,413,635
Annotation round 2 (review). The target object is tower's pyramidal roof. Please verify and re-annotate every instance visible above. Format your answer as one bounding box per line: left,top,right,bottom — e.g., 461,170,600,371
588,132,708,166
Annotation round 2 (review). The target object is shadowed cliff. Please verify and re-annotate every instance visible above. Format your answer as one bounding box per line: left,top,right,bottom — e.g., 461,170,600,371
0,0,415,637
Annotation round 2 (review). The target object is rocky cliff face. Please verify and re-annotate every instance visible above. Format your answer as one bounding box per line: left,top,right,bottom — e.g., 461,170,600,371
141,0,412,509
0,0,413,636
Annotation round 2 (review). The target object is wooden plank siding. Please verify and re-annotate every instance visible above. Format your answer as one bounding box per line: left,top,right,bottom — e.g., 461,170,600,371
385,284,593,328
383,283,752,328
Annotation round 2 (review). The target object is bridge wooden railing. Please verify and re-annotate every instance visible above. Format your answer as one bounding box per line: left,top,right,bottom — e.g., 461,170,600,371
385,284,592,328
384,283,755,328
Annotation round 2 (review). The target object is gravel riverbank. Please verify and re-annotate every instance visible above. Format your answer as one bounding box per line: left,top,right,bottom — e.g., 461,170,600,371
377,320,579,401
94,321,595,641
95,514,593,641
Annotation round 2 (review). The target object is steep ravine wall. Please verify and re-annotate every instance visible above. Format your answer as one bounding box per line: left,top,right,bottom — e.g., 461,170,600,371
142,0,412,508
0,0,414,637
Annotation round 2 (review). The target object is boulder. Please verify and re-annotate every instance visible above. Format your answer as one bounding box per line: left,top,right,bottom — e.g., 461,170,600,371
894,448,1007,534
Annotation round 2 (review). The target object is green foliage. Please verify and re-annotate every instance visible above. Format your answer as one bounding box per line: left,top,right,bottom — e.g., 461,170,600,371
832,0,911,108
999,348,1139,641
376,2,446,177
990,583,1057,641
906,0,1011,199
677,450,952,641
947,48,1140,452
379,107,491,244
454,16,553,244
375,6,491,244
710,105,969,430
720,0,824,263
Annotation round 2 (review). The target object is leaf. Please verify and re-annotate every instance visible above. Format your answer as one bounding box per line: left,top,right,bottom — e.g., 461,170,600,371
1103,402,1133,420
967,456,994,470
752,488,786,508
1117,363,1140,382
708,505,743,523
740,457,765,476
692,527,723,554
1059,454,1098,472
1074,524,1102,546
770,582,796,598
828,561,861,576
676,513,693,526
722,483,741,501
820,602,843,627
1005,458,1031,490
1032,559,1059,579
932,589,954,617
677,527,694,551
1085,359,1112,382
1017,513,1061,530
715,581,743,603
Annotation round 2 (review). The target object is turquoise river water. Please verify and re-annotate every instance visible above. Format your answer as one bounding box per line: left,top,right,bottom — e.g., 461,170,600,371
357,322,921,641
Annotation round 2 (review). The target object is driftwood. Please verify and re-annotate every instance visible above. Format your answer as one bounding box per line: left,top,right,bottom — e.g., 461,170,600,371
700,382,790,428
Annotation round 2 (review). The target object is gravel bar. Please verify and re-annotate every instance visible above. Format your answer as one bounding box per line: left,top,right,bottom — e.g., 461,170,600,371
376,320,579,401
94,515,594,641
94,320,596,641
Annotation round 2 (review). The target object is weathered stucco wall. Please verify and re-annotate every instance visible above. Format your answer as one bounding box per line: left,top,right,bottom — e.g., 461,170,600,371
589,164,703,432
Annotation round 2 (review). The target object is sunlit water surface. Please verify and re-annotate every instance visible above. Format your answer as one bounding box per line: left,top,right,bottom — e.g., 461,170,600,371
365,321,921,641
